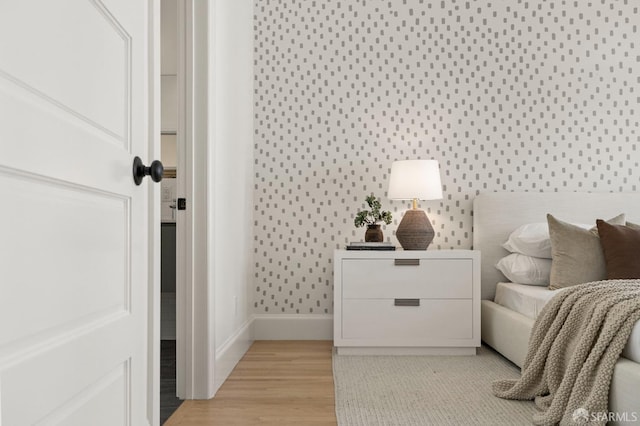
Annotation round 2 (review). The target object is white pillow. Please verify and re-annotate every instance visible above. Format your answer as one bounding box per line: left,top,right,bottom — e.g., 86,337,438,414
496,253,552,286
503,222,591,258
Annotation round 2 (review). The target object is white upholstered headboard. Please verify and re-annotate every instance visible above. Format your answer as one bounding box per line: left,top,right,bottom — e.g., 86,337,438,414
472,192,640,301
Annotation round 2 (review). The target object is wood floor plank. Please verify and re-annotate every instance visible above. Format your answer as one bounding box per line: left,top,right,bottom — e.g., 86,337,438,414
164,340,337,426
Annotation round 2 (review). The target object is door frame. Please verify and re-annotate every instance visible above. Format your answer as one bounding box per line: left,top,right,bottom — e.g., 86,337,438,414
175,0,215,399
149,0,162,423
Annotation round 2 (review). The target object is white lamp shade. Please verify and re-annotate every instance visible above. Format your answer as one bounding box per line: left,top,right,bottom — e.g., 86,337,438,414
388,160,443,200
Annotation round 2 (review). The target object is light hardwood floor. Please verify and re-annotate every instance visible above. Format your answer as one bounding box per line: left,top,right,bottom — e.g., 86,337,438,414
164,340,337,426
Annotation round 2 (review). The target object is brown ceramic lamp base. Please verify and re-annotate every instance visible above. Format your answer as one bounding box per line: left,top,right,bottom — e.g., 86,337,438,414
396,209,434,250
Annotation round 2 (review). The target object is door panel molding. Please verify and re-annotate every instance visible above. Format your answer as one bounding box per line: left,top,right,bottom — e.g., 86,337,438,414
0,0,131,144
33,361,130,426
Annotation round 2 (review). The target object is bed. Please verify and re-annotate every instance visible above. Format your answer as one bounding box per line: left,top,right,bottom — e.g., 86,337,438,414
473,192,640,423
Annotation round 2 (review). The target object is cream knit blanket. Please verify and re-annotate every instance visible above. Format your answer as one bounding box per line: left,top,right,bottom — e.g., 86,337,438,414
492,280,640,426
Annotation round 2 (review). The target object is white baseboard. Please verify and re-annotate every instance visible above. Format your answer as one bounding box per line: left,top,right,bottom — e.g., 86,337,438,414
213,318,254,394
252,314,333,340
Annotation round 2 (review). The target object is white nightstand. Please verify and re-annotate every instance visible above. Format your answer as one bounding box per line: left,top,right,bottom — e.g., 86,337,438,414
333,249,481,355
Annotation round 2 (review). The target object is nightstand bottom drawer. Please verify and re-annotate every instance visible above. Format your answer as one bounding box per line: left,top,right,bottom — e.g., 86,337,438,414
342,299,473,341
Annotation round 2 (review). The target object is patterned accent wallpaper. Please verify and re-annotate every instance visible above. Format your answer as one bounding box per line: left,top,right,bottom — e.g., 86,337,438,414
253,0,639,314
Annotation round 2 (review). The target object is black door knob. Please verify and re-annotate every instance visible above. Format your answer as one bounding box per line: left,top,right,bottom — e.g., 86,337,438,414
133,156,164,185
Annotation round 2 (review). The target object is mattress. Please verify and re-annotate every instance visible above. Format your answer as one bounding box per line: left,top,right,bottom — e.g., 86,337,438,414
494,282,560,320
494,282,640,363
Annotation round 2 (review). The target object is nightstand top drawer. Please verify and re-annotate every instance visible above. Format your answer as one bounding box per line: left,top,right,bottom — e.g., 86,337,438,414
335,249,478,260
341,258,473,299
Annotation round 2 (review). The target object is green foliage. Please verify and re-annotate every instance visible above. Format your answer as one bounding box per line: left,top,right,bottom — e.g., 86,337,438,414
354,195,393,227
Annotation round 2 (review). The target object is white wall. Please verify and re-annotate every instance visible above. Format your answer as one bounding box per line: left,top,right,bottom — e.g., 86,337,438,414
160,0,178,136
211,0,254,391
160,134,177,168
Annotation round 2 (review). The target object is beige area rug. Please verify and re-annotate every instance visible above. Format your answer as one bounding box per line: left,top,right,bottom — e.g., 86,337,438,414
333,346,537,426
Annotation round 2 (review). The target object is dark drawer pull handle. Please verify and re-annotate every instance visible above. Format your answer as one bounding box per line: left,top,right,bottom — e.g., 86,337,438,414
394,259,420,266
394,298,420,307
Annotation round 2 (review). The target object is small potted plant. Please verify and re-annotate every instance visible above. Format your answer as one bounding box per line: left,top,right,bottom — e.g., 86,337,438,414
354,195,393,242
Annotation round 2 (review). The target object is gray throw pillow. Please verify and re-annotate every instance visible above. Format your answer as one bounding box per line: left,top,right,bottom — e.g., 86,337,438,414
547,213,626,290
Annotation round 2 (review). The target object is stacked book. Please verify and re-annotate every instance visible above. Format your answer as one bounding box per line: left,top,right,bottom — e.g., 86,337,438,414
346,242,396,251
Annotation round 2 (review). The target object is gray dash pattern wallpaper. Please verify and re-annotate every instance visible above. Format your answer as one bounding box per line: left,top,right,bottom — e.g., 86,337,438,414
253,0,639,314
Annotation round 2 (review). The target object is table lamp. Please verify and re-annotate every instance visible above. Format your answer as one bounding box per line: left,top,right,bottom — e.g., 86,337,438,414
388,160,443,250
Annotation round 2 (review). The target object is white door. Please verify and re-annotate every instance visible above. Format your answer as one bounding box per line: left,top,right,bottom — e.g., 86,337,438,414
0,1,156,424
